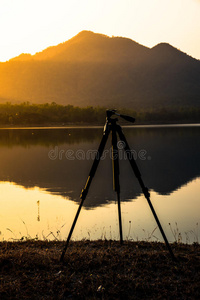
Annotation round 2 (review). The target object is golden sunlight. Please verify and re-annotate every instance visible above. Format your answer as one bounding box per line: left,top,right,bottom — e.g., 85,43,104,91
1,179,200,243
0,0,200,62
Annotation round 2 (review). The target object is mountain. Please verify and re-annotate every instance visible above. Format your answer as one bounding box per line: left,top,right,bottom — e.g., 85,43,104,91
9,31,150,63
0,30,200,109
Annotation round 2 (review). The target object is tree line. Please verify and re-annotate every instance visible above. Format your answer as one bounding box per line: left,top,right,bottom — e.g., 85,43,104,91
0,102,200,126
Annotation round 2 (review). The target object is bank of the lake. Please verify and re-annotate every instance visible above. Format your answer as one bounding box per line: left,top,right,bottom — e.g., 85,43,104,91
1,122,200,130
0,240,199,299
1,102,200,127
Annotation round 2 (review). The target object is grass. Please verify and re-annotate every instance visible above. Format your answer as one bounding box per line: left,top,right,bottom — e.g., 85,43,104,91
0,240,200,299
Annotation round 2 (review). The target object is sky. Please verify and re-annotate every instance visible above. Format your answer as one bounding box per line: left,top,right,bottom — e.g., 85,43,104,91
0,0,200,62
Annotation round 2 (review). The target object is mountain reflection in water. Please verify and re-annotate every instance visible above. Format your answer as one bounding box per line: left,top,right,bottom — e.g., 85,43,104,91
0,126,200,208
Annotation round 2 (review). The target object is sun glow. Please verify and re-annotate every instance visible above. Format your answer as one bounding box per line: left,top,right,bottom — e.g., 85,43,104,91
0,0,200,62
1,178,200,243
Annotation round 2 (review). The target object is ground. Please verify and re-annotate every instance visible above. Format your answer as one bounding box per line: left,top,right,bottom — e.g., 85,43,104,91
0,240,200,299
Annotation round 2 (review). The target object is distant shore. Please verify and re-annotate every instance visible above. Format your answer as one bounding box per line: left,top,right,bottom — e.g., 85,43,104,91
0,240,199,299
0,121,200,130
1,102,200,128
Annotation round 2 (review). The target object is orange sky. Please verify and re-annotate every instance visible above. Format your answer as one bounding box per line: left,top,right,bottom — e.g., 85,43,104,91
0,0,200,62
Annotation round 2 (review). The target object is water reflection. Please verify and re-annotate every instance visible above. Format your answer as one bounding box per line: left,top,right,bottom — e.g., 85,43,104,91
0,126,200,208
0,179,199,243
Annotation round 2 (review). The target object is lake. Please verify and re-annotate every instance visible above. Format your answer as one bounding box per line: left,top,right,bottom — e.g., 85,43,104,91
0,125,200,244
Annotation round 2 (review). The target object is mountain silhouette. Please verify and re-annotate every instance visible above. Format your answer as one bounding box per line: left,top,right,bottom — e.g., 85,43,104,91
10,31,150,63
0,30,200,109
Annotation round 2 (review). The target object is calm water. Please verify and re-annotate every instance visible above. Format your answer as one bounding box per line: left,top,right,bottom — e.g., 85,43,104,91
0,125,200,243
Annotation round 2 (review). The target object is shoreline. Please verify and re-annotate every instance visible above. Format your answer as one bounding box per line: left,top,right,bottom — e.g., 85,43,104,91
0,122,200,130
0,240,199,299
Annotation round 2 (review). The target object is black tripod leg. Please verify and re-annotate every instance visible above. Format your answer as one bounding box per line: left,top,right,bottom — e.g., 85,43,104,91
112,126,123,244
60,128,110,262
116,125,176,261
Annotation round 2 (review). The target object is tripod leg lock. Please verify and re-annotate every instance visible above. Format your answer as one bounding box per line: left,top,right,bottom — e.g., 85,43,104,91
80,188,88,200
143,187,150,198
80,176,91,200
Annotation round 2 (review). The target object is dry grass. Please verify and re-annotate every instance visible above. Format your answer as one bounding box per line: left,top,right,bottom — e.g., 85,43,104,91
0,240,200,299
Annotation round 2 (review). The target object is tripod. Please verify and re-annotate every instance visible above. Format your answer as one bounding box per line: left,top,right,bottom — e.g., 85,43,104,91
60,110,176,261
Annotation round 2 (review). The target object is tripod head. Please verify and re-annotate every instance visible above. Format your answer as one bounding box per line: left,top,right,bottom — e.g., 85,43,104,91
106,109,135,123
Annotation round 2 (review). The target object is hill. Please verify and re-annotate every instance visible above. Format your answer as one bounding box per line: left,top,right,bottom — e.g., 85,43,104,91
0,30,200,109
9,31,150,63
